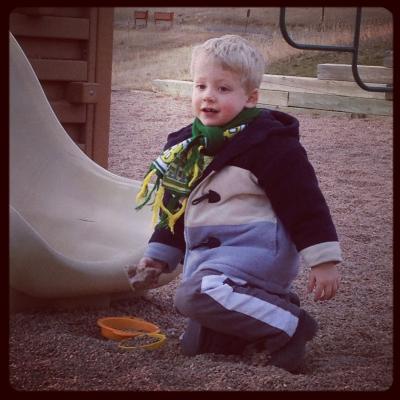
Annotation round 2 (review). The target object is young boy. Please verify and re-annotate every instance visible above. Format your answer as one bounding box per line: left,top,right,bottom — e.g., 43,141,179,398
130,35,342,373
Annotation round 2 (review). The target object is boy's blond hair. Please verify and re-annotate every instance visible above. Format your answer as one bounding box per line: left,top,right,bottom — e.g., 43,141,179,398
190,35,266,93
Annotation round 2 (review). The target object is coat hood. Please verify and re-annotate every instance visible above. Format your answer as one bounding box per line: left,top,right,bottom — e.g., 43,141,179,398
163,108,300,181
205,108,300,174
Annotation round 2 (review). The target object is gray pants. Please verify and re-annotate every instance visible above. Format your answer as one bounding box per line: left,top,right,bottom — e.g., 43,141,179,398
174,268,301,353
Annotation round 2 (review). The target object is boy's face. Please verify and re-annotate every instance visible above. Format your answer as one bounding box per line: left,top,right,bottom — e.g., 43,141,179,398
191,55,258,126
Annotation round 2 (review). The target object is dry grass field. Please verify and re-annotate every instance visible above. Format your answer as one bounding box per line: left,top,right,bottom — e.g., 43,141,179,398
112,7,392,90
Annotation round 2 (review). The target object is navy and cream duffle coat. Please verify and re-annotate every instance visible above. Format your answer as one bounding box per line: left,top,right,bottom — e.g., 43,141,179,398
143,108,342,296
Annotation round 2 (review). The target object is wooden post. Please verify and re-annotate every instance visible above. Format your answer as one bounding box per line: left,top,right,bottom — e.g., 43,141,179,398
9,7,114,168
92,8,114,169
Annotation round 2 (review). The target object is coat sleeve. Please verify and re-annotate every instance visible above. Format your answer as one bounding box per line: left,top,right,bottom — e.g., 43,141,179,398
254,138,342,267
145,215,185,272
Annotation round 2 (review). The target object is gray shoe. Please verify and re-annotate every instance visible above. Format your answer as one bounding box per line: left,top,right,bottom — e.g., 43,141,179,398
268,309,318,373
180,319,249,356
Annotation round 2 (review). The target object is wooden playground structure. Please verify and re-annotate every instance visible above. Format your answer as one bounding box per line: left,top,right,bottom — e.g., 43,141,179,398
9,7,114,169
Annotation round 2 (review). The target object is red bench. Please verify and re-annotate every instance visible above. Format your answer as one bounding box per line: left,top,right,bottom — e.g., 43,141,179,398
134,10,148,28
154,12,174,26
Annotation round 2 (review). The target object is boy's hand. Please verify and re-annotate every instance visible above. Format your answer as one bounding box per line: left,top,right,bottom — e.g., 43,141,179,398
124,257,168,290
137,257,168,271
307,262,340,301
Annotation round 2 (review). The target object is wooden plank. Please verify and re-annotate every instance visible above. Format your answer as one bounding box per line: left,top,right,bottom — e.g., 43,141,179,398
258,104,367,118
385,87,393,101
152,79,289,106
30,59,87,81
9,13,90,40
261,74,387,100
288,91,392,116
17,37,84,60
317,64,392,84
383,51,393,68
50,100,87,123
66,82,100,104
263,104,390,119
152,78,392,116
258,88,288,106
152,79,193,97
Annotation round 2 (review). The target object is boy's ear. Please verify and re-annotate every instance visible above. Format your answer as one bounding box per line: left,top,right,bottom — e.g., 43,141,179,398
245,88,259,107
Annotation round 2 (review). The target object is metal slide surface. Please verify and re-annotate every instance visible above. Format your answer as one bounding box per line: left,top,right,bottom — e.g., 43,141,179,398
9,32,180,301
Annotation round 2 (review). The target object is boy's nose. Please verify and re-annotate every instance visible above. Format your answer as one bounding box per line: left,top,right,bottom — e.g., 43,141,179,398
202,90,216,102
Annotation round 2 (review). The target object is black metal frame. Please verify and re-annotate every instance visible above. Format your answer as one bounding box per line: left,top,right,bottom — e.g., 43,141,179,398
279,7,392,93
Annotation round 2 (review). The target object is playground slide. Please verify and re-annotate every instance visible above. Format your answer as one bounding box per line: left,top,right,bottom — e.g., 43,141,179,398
9,32,181,307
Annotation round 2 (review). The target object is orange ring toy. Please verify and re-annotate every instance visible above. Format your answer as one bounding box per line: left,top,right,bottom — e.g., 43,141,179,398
97,316,160,341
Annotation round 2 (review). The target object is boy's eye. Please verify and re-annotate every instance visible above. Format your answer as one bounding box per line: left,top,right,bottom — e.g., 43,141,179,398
196,84,206,90
219,86,230,92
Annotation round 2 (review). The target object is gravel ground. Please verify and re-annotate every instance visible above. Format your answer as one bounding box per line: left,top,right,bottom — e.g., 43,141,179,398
9,89,393,391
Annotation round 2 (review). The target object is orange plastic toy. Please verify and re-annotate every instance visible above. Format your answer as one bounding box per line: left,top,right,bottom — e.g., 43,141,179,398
97,316,160,340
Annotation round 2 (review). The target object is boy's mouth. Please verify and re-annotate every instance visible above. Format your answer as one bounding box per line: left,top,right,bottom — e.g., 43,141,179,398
201,107,218,113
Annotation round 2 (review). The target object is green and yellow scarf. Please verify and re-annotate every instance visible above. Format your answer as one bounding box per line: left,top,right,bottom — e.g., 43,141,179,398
136,107,262,232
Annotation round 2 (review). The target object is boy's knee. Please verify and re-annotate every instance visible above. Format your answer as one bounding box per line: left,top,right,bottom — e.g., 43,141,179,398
174,278,200,318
